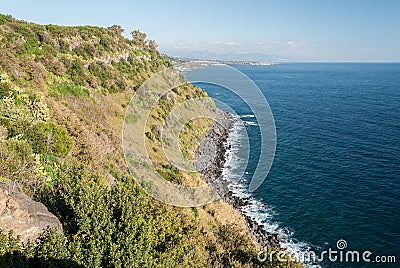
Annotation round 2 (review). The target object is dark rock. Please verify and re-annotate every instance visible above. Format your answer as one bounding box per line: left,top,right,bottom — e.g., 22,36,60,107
195,109,281,249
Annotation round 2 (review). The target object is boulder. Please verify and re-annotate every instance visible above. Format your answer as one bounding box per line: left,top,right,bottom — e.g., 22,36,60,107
0,181,62,242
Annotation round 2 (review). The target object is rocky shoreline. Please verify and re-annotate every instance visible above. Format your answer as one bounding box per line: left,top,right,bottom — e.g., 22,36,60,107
194,110,281,249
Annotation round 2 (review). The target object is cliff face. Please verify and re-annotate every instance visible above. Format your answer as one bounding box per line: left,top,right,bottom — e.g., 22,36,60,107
0,14,301,267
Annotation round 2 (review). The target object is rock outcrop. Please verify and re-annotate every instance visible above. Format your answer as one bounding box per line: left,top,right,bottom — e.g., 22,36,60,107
195,110,282,249
0,181,62,242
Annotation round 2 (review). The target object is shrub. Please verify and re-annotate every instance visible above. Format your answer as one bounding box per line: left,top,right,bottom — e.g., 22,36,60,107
0,14,13,25
0,228,82,268
0,138,38,192
0,89,49,125
25,122,73,157
0,80,12,99
0,73,12,99
3,137,33,161
66,59,86,85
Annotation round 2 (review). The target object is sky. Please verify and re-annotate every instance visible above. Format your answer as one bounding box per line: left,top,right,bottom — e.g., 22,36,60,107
0,0,399,62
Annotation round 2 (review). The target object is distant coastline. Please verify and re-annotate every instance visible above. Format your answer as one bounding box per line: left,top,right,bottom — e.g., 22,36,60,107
165,55,278,67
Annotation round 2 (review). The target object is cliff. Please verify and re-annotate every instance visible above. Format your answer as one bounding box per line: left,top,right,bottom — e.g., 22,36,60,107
0,14,302,267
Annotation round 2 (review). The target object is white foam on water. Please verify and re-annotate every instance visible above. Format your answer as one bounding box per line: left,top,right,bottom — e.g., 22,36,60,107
241,114,256,118
221,119,320,268
243,121,259,126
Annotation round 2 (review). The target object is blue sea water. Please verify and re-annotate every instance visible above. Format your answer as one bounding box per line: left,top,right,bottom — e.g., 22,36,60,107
194,63,400,267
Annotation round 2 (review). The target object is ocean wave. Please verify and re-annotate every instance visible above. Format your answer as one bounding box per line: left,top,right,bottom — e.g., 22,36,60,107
240,114,255,118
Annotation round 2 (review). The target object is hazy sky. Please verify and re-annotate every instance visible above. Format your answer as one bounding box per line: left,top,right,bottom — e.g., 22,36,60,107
1,0,399,62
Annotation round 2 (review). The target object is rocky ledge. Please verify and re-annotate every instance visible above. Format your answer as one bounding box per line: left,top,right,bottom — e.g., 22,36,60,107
0,181,62,242
194,110,281,249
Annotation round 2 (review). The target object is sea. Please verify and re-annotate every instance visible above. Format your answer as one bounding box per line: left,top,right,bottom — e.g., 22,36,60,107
193,63,400,267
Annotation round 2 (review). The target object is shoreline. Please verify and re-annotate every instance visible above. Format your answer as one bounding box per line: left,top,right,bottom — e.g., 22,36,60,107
194,110,282,249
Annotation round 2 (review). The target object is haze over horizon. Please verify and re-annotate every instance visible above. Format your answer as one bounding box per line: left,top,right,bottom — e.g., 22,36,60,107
1,0,399,62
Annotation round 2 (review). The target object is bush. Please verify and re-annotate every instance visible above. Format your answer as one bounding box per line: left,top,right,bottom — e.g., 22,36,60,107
3,119,30,139
66,59,86,85
31,163,199,267
0,138,37,191
0,73,12,99
0,89,49,125
25,122,73,157
0,14,13,25
0,228,83,268
3,138,33,161
0,81,12,99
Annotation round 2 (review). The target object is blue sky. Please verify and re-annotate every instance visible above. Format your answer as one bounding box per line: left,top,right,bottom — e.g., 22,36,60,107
1,0,399,61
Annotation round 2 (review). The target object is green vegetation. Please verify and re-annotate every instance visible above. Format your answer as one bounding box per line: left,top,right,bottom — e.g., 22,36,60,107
0,162,263,267
49,82,90,98
0,14,303,267
25,122,73,157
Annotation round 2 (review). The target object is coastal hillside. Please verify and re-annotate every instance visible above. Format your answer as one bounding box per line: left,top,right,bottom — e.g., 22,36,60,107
0,14,301,267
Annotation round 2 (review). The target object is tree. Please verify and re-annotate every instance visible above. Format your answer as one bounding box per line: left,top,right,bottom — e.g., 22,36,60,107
147,40,158,52
107,25,124,36
131,30,147,44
